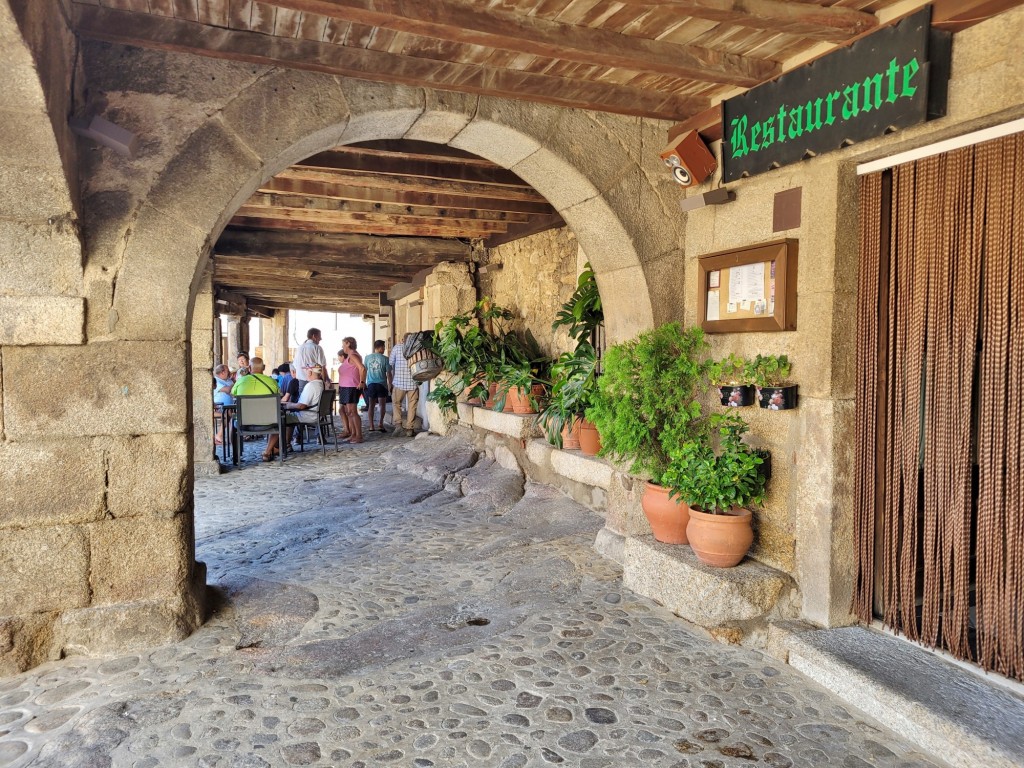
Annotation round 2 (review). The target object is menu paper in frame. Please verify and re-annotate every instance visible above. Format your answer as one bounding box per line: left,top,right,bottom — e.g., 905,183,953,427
697,240,797,333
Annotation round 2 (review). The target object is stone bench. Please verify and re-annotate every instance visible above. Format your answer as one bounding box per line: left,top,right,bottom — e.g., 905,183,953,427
623,535,798,647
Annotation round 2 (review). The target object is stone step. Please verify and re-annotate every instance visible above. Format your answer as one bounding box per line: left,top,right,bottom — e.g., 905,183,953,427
784,626,1024,768
622,534,797,646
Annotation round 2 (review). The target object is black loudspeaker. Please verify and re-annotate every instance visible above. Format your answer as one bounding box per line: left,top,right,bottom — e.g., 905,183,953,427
659,131,717,187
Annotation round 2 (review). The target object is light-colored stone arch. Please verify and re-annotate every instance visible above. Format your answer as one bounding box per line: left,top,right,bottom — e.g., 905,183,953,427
110,72,664,346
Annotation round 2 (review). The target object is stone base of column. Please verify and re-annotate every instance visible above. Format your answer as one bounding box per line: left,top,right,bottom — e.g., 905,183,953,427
53,562,208,659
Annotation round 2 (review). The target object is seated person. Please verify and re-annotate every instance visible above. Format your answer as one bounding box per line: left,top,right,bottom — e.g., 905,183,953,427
213,364,234,447
231,357,279,396
263,366,324,461
213,364,234,407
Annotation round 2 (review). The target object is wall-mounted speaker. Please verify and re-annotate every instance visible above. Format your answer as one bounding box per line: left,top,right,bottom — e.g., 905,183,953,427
659,131,717,187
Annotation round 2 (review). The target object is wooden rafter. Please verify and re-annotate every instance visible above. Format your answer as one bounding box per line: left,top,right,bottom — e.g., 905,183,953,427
214,229,472,264
72,4,710,120
261,0,779,86
229,216,493,237
613,0,877,42
257,177,556,215
242,193,531,224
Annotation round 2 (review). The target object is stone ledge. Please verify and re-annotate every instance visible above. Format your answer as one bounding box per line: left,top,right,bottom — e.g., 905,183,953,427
456,402,475,425
468,406,541,439
622,535,796,645
594,526,625,565
547,441,614,489
786,627,1024,768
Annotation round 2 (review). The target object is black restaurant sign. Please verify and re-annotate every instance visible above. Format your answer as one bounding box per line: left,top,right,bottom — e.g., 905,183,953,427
722,6,950,182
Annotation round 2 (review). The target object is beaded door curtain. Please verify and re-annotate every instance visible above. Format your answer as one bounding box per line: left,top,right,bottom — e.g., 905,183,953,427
854,132,1024,681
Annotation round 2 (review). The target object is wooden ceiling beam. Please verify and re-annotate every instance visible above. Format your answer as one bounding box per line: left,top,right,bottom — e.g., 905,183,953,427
297,150,528,187
258,177,556,215
613,0,877,42
214,268,405,288
228,216,495,238
231,205,511,233
266,0,777,86
243,192,531,223
275,167,545,202
241,297,381,314
215,228,472,263
483,213,566,248
71,5,708,121
214,257,426,280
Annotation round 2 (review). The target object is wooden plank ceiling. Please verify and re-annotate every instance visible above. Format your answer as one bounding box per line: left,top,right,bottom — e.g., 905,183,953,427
69,0,1024,315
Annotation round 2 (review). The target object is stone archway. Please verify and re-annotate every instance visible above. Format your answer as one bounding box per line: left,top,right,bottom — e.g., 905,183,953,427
109,76,663,346
3,44,685,670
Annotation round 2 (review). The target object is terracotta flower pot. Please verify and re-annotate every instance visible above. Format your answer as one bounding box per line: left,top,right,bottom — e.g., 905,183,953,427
578,418,601,456
641,481,690,544
508,386,538,414
485,382,499,409
686,506,753,567
560,418,582,451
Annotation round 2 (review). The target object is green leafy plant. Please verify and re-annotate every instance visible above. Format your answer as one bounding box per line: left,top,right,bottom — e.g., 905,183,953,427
428,298,522,413
551,262,603,343
707,353,748,386
539,264,604,446
496,331,551,412
661,413,769,514
744,354,792,388
539,341,599,446
585,322,709,482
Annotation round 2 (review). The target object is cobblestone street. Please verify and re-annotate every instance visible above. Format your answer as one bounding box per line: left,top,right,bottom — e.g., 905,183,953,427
0,432,944,768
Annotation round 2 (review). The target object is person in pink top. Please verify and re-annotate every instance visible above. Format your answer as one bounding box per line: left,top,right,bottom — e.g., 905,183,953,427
337,337,366,444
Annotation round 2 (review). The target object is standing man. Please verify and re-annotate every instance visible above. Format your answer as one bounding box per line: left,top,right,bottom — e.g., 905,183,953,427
388,335,418,437
294,328,327,395
364,340,390,432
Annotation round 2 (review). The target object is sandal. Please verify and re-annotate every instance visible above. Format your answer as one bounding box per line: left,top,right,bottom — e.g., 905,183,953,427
262,452,274,462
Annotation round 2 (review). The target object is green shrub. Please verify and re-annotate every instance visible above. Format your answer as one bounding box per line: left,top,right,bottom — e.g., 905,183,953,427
585,322,708,483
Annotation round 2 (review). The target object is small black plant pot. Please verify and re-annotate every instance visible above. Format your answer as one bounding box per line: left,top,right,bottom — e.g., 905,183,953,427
718,385,755,407
757,385,798,410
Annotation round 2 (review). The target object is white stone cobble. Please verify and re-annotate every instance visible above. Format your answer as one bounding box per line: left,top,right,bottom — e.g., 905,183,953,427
0,433,944,768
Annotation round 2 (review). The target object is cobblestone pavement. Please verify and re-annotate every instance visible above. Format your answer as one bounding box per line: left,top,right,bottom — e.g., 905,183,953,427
0,429,945,768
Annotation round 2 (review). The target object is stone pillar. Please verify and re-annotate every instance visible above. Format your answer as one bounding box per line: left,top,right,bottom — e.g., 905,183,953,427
212,316,223,368
239,316,251,358
192,274,220,477
225,315,243,363
262,310,289,368
425,262,475,327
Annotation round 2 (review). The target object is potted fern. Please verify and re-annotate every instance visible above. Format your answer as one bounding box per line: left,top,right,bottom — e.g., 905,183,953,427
745,354,797,410
586,322,708,543
661,413,769,567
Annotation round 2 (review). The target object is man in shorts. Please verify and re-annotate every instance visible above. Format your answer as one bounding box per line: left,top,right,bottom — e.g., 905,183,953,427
363,340,390,432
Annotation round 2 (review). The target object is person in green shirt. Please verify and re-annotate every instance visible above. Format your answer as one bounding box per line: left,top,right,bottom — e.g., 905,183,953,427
231,357,280,396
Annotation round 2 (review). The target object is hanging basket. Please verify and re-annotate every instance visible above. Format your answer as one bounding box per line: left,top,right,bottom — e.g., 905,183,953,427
403,331,444,382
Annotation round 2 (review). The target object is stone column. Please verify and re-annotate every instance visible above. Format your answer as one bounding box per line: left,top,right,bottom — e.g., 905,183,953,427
261,311,289,368
239,316,251,358
192,274,220,477
212,316,223,368
225,315,243,362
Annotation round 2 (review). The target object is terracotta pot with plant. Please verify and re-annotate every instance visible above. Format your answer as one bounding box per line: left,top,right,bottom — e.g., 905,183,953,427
586,322,709,543
428,299,530,415
661,413,769,567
